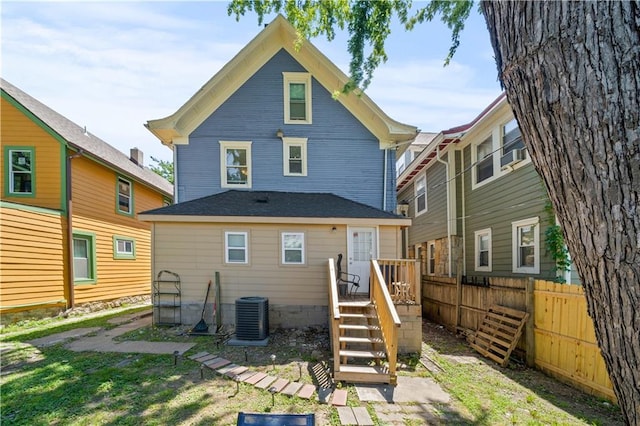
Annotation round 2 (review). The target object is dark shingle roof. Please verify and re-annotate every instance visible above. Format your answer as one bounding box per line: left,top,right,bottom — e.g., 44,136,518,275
141,190,404,220
1,78,173,196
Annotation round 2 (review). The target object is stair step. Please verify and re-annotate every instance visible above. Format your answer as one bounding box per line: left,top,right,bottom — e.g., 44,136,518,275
338,365,389,374
339,313,376,319
339,324,380,331
339,336,383,344
339,349,386,359
338,301,373,308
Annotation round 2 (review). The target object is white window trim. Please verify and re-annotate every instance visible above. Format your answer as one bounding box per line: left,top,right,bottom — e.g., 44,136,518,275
427,241,436,276
281,232,305,265
219,141,252,188
283,72,312,124
472,131,498,189
415,174,427,216
225,231,248,264
474,228,492,272
282,137,308,176
512,217,540,274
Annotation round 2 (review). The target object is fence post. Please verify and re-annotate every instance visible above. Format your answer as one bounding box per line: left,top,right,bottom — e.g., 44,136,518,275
525,277,535,367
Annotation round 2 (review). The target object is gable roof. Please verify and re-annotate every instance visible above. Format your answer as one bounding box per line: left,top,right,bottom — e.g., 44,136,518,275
1,78,173,197
139,190,410,225
396,93,507,192
146,14,417,149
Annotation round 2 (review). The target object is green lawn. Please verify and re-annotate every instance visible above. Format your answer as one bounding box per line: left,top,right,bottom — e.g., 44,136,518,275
0,307,623,425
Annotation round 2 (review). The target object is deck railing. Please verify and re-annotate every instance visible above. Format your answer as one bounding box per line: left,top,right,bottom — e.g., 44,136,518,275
376,258,420,304
370,260,401,384
327,259,342,377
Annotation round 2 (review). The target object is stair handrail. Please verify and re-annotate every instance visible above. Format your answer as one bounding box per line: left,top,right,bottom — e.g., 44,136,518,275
327,258,341,376
370,259,401,384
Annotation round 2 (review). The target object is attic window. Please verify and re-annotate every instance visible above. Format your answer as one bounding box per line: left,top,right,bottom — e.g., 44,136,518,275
283,72,312,124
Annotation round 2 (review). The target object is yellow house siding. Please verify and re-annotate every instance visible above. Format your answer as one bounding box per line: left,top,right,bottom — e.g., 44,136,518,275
0,204,66,311
0,97,64,210
69,158,163,304
72,215,152,304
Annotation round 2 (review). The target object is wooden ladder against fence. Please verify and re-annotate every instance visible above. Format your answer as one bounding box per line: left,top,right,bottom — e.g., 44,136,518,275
468,305,529,367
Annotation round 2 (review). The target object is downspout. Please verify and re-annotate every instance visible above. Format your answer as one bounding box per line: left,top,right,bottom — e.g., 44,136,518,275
65,149,83,309
383,147,388,211
436,146,452,277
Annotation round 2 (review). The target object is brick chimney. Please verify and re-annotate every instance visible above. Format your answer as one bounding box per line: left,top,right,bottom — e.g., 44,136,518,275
130,147,143,167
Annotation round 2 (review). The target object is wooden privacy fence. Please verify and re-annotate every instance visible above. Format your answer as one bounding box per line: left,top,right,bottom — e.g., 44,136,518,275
422,277,615,402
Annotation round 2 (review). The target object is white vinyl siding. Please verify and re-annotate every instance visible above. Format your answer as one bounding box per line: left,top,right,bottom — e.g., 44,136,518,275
220,141,252,188
512,217,540,274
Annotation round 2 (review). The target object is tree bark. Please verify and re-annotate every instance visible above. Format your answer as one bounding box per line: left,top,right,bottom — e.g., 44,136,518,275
481,1,639,424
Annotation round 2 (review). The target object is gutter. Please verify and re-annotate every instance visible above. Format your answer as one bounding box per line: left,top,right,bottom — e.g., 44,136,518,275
65,148,84,309
436,146,452,277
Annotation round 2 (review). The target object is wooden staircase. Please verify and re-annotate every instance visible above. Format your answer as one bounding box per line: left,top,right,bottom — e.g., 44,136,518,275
334,300,392,384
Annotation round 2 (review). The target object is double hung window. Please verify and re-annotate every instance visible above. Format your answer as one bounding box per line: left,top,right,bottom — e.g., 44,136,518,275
117,177,132,214
6,147,34,195
415,175,427,215
225,232,248,264
73,231,96,283
502,118,524,156
283,73,312,124
282,232,305,264
282,137,307,176
512,218,540,273
475,136,494,184
474,229,492,271
220,141,252,188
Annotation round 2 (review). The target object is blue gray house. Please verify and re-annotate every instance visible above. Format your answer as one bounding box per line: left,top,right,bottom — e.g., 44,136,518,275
140,15,416,330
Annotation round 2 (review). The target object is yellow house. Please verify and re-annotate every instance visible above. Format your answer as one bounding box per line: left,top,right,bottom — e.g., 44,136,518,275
0,78,173,321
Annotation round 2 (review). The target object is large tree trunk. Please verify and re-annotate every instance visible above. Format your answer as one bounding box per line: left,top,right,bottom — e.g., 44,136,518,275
481,1,639,423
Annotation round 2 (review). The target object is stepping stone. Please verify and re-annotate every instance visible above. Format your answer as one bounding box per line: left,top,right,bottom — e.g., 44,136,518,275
352,407,374,425
337,407,357,425
204,358,231,370
225,366,249,378
217,364,239,375
317,387,332,404
297,384,316,399
244,372,267,385
269,378,289,393
281,382,303,396
255,375,278,389
331,389,348,406
188,351,209,360
236,371,258,382
197,354,218,363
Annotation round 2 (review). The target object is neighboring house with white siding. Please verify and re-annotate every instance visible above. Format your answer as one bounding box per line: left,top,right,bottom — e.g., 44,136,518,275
140,15,416,328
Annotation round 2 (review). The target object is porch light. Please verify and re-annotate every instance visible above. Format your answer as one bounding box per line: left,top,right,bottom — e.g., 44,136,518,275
276,129,284,138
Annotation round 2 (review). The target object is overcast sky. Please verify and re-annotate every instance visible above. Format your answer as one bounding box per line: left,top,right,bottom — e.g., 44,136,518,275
1,1,502,164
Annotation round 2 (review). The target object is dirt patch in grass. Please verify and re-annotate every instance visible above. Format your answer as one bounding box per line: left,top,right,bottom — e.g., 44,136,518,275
420,321,623,425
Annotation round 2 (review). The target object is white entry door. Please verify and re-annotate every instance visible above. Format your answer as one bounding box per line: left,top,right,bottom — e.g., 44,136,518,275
347,227,377,294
